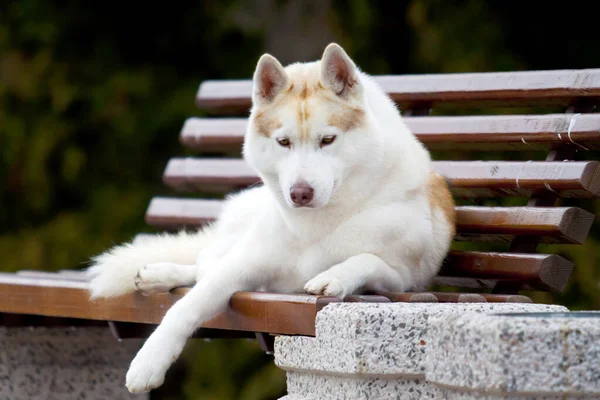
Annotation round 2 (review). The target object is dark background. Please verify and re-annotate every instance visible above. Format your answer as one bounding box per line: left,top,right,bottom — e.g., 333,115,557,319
2,1,599,398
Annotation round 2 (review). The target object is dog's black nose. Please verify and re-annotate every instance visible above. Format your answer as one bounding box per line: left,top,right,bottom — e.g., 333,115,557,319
290,183,314,206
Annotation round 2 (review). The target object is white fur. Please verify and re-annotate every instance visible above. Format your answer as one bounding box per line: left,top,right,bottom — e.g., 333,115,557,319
86,229,216,299
86,43,454,393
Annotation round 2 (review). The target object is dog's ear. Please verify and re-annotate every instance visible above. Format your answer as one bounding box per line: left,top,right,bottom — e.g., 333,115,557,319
320,43,359,99
252,54,289,105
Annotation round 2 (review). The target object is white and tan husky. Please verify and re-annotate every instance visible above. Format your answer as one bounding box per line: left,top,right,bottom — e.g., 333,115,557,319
86,43,456,393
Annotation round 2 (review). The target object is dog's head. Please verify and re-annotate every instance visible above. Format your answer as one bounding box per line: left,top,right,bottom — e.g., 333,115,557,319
243,43,384,210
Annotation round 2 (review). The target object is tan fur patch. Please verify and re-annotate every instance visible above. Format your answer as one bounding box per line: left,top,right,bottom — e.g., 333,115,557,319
299,84,310,99
428,172,456,236
328,107,365,132
296,84,312,142
253,111,282,138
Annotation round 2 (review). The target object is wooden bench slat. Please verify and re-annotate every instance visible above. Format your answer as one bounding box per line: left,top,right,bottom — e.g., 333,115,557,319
0,273,341,336
377,292,439,303
406,114,600,150
195,69,600,113
426,292,533,303
163,158,259,190
379,292,531,303
16,270,89,282
163,158,600,199
432,292,488,303
145,197,224,226
343,295,391,303
438,251,573,292
376,291,532,303
455,206,593,244
436,160,600,198
180,118,248,149
431,276,496,290
145,197,594,244
180,114,600,151
477,294,534,303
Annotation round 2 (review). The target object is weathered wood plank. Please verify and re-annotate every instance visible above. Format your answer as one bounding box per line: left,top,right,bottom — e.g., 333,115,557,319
427,292,533,303
435,160,600,198
378,292,439,303
180,118,248,149
162,158,600,199
145,197,224,226
145,197,594,244
343,295,391,303
163,158,260,192
377,291,532,303
180,114,600,151
429,292,488,303
478,294,533,303
195,69,600,113
455,206,594,244
438,251,573,292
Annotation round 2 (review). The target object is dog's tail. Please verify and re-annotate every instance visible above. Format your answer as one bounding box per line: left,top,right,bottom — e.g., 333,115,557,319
86,228,215,299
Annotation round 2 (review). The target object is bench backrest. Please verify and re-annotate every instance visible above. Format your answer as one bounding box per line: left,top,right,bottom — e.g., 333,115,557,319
145,68,600,297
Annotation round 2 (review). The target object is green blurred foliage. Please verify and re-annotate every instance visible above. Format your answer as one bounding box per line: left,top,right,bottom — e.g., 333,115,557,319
1,0,599,399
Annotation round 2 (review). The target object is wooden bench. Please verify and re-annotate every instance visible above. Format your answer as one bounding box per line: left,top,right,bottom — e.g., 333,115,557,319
2,68,600,349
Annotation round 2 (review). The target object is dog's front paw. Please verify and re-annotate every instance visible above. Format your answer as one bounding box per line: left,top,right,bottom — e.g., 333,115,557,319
126,356,166,393
304,273,350,298
125,335,174,393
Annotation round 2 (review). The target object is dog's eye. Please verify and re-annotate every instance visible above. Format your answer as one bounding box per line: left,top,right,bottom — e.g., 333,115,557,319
320,135,336,147
277,137,291,147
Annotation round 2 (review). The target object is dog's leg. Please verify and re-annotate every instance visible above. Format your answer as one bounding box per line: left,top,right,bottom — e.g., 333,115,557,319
133,263,197,293
304,253,412,298
124,239,270,393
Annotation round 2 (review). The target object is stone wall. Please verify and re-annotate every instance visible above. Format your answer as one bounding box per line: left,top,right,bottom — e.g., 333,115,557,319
0,327,147,400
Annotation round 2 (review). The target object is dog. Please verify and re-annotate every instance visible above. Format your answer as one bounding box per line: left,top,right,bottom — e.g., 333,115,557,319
86,43,456,393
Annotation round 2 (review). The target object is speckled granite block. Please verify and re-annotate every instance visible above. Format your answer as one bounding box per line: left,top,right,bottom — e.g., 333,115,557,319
427,311,600,398
275,302,567,377
312,303,570,341
439,387,591,399
284,371,442,399
0,327,148,400
275,335,426,377
275,302,569,399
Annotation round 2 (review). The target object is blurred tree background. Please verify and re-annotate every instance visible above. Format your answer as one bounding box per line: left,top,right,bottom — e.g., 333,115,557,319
1,0,599,399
